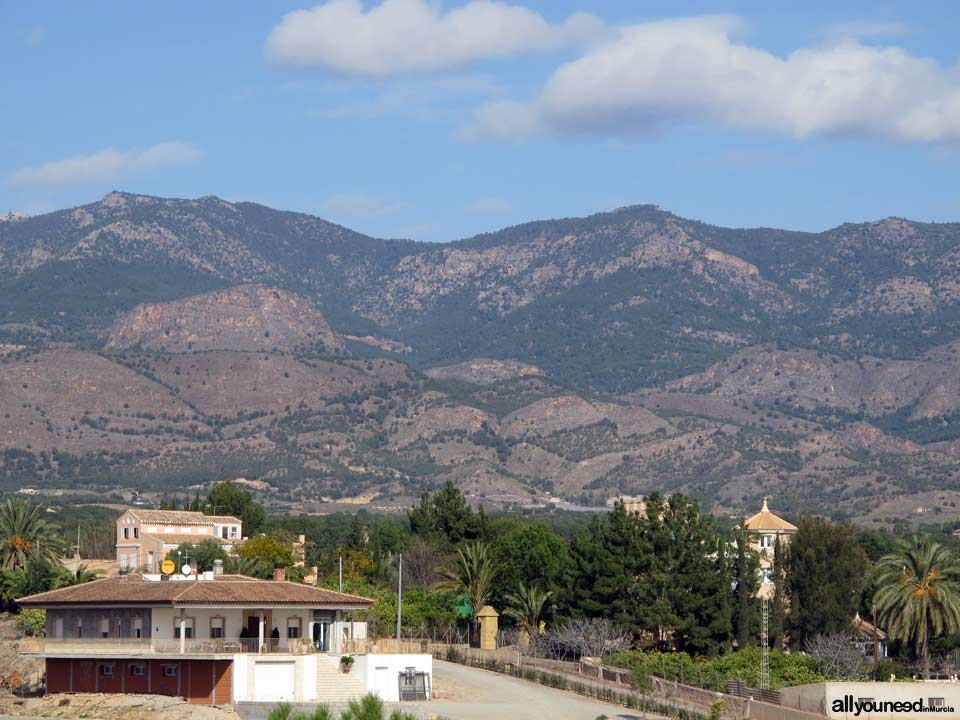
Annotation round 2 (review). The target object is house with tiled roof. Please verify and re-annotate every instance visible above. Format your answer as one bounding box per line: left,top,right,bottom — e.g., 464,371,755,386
742,498,798,598
116,509,244,572
18,570,432,705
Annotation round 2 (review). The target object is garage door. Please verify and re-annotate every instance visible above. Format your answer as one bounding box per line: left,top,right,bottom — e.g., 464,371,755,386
253,661,295,702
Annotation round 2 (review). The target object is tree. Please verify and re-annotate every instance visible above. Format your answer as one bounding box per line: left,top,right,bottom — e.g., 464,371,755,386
874,537,960,678
15,608,46,637
56,563,103,587
546,618,631,659
769,537,787,649
491,521,570,605
166,539,228,569
205,481,266,534
440,541,498,641
803,634,868,680
788,516,868,646
732,525,759,649
0,499,65,570
237,535,296,569
503,583,552,655
408,482,487,546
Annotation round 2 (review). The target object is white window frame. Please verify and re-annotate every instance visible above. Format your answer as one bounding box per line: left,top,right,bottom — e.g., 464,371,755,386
163,665,177,677
130,664,145,677
100,664,114,676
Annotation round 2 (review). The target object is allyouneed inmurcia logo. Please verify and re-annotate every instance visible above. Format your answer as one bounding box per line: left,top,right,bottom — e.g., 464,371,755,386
833,696,955,716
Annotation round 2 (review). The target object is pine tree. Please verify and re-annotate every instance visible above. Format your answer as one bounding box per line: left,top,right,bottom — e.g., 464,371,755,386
769,536,787,649
732,524,759,648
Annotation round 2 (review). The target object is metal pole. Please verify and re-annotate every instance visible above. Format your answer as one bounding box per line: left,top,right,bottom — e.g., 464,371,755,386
872,604,879,678
339,555,343,592
396,554,403,641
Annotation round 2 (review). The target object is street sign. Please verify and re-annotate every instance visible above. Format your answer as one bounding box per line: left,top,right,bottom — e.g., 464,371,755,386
160,559,175,575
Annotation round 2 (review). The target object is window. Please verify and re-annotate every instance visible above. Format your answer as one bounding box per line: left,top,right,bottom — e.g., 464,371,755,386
123,527,130,539
75,617,83,638
100,664,114,676
230,526,238,539
173,618,194,639
287,617,302,639
210,616,224,639
162,665,177,677
130,664,145,677
760,534,774,549
133,616,143,639
930,698,945,708
133,527,139,539
100,617,110,638
760,568,773,584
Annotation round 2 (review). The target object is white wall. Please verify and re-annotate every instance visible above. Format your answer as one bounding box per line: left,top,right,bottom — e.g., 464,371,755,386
232,654,249,703
782,682,960,720
362,654,432,703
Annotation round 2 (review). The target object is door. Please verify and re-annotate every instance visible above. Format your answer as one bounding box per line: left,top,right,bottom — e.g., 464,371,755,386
253,662,295,702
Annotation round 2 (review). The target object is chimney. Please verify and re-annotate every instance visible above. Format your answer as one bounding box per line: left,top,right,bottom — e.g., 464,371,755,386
213,559,224,576
273,563,286,582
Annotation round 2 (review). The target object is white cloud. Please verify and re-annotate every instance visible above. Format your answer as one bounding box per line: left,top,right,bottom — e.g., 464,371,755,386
464,16,960,144
266,0,603,76
7,142,203,189
319,193,407,218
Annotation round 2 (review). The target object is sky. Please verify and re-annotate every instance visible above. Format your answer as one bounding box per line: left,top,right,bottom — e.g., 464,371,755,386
1,1,958,242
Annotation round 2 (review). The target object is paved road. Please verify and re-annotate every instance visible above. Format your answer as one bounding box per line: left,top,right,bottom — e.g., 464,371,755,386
402,659,655,720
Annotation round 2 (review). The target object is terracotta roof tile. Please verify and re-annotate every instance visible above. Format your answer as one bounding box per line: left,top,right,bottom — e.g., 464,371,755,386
743,498,798,533
18,574,372,608
126,510,242,526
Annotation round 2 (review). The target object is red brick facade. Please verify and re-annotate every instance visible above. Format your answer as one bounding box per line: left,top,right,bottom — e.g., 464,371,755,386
45,659,232,705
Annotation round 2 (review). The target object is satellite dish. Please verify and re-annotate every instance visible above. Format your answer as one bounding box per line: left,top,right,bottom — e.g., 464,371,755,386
181,564,193,576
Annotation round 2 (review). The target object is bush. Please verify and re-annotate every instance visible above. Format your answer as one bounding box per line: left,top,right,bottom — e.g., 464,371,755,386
15,609,45,637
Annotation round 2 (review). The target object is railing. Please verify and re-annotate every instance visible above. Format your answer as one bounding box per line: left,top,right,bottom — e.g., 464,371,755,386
342,638,435,655
21,637,320,656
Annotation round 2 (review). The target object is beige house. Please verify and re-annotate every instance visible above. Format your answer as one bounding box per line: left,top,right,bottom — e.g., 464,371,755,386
116,510,243,573
743,498,797,598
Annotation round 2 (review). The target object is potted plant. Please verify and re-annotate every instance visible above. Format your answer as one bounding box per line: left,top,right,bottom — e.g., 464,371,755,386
340,655,355,673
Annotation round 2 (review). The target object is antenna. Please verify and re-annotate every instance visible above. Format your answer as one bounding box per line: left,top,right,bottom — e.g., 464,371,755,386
760,595,769,690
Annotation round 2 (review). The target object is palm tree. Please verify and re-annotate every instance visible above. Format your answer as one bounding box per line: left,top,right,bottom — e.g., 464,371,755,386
57,563,104,587
874,536,960,678
0,499,64,570
503,583,552,656
440,541,498,643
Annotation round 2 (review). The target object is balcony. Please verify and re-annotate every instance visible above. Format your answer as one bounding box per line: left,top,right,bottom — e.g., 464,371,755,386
20,637,321,657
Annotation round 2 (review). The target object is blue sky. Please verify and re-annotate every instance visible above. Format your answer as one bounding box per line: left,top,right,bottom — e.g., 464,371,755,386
1,1,958,242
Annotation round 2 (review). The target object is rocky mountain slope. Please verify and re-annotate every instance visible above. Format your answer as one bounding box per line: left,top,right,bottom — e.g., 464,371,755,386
3,193,960,522
106,284,343,353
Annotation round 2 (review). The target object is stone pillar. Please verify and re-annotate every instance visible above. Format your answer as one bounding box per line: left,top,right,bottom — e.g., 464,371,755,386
477,605,499,651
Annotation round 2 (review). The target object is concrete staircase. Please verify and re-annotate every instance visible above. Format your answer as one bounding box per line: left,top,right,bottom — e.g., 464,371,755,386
315,655,366,703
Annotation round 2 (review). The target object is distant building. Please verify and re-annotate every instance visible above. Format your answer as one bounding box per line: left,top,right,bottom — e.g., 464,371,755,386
116,510,243,573
609,496,647,514
851,612,888,660
742,498,797,598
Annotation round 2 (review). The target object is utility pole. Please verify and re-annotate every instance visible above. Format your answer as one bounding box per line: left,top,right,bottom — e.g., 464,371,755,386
396,553,403,641
760,595,769,691
338,555,343,592
872,604,879,678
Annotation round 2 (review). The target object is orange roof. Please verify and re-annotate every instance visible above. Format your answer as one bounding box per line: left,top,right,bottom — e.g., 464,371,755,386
743,498,798,533
18,574,373,608
125,509,242,526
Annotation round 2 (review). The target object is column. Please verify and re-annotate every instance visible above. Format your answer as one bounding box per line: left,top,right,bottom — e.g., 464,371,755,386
258,611,265,653
179,609,186,655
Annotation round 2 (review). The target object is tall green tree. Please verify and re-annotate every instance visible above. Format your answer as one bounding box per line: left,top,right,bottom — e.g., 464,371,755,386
0,499,65,570
490,520,570,604
769,537,787,650
787,516,867,646
205,481,266,533
874,537,960,679
732,525,760,649
408,482,487,546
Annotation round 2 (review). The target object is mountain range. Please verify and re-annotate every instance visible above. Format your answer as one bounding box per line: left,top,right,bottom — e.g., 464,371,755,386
2,191,960,524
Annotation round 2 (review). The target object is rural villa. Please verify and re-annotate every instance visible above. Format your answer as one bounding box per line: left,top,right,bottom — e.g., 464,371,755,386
115,509,244,573
743,498,797,597
19,569,432,705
